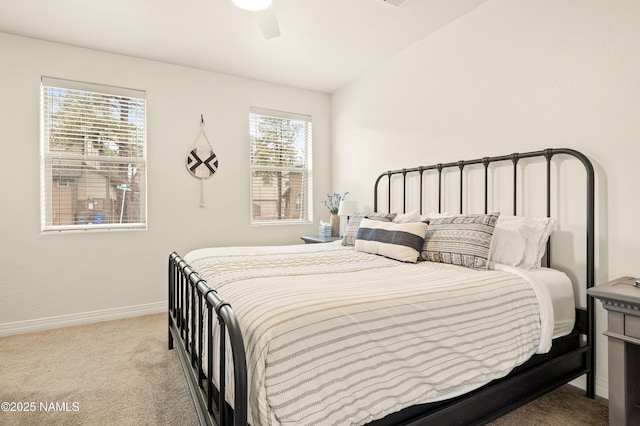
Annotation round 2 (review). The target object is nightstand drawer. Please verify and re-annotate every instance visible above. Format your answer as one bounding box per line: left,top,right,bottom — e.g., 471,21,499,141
626,315,640,339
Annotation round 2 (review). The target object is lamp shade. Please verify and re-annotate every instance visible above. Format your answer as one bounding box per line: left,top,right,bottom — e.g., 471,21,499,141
337,200,358,216
232,0,272,11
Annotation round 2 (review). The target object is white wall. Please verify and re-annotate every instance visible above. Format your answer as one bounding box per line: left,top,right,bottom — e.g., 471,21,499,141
0,33,331,329
332,0,640,399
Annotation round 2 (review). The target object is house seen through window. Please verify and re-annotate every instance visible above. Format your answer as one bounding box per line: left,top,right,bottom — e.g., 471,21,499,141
249,107,312,224
40,77,147,232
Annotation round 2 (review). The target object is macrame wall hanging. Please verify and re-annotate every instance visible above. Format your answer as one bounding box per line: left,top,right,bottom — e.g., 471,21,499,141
186,115,219,207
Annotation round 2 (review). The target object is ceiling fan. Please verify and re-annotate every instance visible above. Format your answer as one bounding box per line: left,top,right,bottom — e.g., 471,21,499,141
232,0,281,40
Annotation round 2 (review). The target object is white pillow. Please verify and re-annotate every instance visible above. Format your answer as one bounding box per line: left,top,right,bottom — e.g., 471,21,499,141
393,208,421,223
488,225,526,266
355,218,427,263
489,216,556,269
419,212,452,222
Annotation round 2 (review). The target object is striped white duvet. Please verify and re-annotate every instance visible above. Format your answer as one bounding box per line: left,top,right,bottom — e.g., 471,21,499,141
185,242,553,426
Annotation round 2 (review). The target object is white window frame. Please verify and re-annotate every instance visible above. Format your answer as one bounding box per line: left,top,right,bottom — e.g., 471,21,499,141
40,77,147,232
249,107,313,225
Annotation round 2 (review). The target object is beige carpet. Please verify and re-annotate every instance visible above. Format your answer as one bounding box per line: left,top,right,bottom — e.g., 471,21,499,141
487,384,608,426
0,313,608,425
0,313,198,426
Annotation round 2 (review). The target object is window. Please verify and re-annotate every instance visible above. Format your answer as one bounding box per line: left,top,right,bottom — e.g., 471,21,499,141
249,107,312,224
40,77,147,232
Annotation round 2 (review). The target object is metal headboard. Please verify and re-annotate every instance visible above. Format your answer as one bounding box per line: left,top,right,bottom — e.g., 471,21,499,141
373,147,595,396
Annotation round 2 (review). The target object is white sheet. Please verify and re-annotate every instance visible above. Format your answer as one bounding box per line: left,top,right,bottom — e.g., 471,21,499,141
492,263,575,343
523,266,576,338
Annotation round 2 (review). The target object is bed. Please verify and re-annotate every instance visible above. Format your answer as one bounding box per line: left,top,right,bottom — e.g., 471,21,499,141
168,148,595,426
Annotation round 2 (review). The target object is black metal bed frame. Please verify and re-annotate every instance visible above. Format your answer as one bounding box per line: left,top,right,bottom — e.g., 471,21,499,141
168,255,247,426
168,147,595,426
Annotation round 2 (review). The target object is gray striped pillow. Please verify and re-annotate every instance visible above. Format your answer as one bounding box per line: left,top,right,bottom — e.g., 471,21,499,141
421,213,500,269
341,212,396,246
355,218,428,263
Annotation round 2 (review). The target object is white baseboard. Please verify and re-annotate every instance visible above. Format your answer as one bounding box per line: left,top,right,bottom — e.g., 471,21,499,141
570,373,609,400
0,301,167,336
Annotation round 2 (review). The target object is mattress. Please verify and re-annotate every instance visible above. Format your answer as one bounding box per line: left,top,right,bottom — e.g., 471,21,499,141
185,241,575,426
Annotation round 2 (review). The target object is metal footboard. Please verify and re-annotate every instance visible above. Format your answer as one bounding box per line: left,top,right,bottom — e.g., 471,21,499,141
168,252,247,426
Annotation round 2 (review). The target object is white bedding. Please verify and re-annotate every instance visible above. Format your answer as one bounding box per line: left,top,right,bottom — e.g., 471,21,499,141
185,242,575,426
492,263,576,344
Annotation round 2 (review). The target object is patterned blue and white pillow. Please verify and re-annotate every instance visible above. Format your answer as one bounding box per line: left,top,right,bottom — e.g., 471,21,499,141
355,218,428,263
421,212,500,269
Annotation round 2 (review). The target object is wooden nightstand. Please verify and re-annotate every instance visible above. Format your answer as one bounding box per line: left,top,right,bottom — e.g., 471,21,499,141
588,276,640,425
300,236,341,244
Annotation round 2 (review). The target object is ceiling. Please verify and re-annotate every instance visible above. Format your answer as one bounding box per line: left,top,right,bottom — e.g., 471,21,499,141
0,0,488,93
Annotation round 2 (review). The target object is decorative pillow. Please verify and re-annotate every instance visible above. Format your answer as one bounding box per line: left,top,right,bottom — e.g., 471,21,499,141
421,212,500,269
489,216,556,269
341,212,396,246
355,218,428,263
392,208,420,223
419,212,452,223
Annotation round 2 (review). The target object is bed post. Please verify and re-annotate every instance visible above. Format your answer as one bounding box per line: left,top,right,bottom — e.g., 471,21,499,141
168,252,175,350
555,147,596,399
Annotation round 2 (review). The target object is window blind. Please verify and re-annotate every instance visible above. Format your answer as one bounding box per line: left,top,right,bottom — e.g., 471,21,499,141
40,77,147,232
249,107,313,224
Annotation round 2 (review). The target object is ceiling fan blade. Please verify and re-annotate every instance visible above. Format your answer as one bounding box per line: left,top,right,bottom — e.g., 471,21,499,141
254,6,280,39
